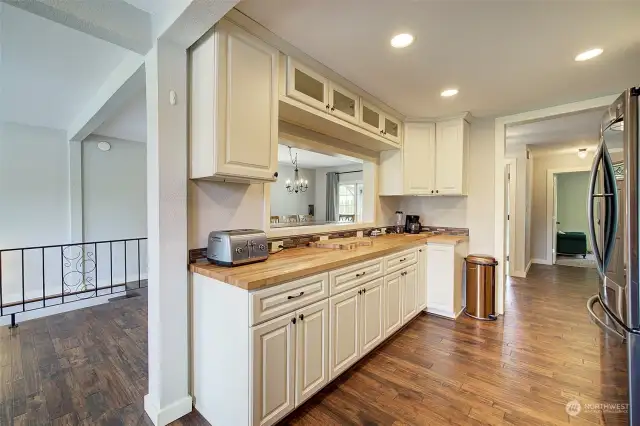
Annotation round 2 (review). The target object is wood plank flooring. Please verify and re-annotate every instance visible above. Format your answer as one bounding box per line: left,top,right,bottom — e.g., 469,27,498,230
0,264,629,425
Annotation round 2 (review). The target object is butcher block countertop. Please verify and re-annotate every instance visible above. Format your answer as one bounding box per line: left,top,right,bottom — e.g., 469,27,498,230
190,233,468,291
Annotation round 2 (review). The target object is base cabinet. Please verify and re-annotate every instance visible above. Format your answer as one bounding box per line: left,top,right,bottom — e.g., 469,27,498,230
295,300,329,406
417,247,427,311
426,242,468,319
401,264,418,322
359,278,385,356
383,271,403,336
329,287,360,379
250,314,296,426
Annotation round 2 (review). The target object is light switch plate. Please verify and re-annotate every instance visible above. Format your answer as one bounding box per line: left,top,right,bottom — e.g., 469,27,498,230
319,235,329,241
357,231,364,238
270,241,283,252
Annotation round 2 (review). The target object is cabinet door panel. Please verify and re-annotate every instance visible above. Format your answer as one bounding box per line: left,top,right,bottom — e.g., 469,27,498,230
402,264,418,323
286,58,328,111
360,101,382,134
404,122,435,194
329,83,359,125
360,278,385,355
295,300,329,406
251,314,295,426
329,287,360,379
435,120,464,194
384,272,403,336
383,116,401,144
426,245,455,314
216,21,278,181
417,248,428,311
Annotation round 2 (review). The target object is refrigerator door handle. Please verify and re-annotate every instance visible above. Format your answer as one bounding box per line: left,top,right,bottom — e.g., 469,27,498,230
587,141,605,276
601,147,619,271
587,294,626,340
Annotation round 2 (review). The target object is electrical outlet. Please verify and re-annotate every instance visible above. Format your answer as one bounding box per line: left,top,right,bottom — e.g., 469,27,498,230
357,231,364,238
270,241,283,252
319,235,329,241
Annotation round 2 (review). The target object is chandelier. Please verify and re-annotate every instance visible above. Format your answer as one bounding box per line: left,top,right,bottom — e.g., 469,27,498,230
285,146,309,194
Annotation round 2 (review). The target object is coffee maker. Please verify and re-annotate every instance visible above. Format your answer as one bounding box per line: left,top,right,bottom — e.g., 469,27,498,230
405,215,422,234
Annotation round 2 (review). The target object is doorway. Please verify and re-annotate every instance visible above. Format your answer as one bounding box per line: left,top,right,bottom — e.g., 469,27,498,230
505,159,516,277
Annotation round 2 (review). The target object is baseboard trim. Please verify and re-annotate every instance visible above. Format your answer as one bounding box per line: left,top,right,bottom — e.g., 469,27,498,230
525,260,533,276
426,306,457,319
511,270,526,278
532,258,551,265
144,394,193,426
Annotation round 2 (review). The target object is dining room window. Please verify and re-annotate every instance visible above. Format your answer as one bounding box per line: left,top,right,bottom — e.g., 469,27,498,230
338,182,363,223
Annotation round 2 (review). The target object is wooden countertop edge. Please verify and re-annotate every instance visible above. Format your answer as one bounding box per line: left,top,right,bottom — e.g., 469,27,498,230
190,235,468,291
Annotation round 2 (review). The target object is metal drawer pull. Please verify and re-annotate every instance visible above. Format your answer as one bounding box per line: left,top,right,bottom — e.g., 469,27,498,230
287,291,304,300
399,258,407,262
355,272,366,278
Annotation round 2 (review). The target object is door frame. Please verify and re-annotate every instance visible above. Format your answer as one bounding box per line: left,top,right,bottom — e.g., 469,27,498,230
545,167,592,265
493,94,617,315
505,159,517,277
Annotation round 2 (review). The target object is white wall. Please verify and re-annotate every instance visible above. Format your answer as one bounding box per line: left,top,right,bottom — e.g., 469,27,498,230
270,164,316,217
0,122,71,248
531,151,595,260
315,165,363,222
505,145,529,274
390,119,496,254
525,153,533,268
557,171,591,250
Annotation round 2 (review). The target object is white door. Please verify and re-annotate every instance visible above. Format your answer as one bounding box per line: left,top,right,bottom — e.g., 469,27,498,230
215,21,279,181
295,300,329,406
401,264,418,323
328,82,359,125
329,287,360,379
434,119,464,195
552,174,558,264
286,58,329,111
383,271,403,336
359,278,385,356
251,314,296,426
382,115,402,144
416,247,427,311
359,101,383,135
404,122,435,195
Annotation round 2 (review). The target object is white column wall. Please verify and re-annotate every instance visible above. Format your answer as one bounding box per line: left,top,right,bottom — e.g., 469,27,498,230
143,40,192,425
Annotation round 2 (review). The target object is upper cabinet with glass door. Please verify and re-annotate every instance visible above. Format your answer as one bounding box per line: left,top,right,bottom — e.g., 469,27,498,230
282,56,403,151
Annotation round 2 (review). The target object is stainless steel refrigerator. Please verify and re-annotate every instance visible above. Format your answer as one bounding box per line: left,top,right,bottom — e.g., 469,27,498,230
587,87,639,423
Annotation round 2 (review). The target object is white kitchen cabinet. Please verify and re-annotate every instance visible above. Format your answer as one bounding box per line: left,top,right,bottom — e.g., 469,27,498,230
401,264,418,323
426,242,468,319
251,314,296,426
190,20,279,183
329,286,360,379
295,300,329,406
359,100,401,144
434,119,469,195
329,82,359,125
359,278,385,356
417,247,427,311
286,58,329,111
404,122,436,195
383,271,403,336
378,117,469,196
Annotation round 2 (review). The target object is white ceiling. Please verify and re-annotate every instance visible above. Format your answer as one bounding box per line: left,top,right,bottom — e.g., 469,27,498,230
237,0,640,118
93,89,147,142
506,108,605,150
278,145,361,169
0,4,131,130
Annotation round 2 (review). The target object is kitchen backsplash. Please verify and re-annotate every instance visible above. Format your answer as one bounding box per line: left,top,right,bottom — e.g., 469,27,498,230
188,225,469,263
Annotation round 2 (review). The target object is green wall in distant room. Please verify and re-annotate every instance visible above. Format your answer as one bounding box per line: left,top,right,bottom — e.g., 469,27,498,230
557,171,591,251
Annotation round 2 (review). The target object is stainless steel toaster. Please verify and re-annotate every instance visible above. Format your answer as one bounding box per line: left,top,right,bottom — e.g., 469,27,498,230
207,229,269,267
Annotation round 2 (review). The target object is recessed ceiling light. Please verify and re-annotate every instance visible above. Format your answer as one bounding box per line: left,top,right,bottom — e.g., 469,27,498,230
390,33,414,48
441,89,459,97
575,48,603,61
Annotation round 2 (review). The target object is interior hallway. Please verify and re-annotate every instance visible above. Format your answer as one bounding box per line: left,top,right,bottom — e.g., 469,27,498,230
0,265,628,425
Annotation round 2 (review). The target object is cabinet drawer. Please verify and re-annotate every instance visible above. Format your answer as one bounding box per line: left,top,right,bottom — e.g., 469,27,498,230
250,273,329,326
384,248,418,274
329,258,384,296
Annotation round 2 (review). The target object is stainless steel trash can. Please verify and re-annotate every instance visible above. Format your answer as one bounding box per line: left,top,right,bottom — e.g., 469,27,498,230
464,254,498,321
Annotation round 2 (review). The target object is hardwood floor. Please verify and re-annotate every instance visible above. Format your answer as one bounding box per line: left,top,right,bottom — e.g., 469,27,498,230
0,264,628,425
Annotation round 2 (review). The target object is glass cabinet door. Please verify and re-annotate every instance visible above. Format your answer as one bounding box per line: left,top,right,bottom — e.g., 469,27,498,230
360,101,382,134
329,83,359,124
383,116,401,144
286,58,328,111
